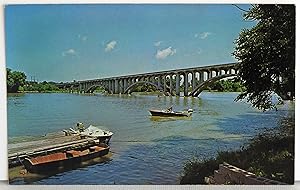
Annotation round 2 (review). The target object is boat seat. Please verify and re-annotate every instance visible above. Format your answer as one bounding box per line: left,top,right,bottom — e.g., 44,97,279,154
30,153,67,165
89,146,106,151
79,149,89,156
66,150,82,157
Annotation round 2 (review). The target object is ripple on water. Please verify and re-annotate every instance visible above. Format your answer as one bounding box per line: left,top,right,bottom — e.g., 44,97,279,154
7,92,294,184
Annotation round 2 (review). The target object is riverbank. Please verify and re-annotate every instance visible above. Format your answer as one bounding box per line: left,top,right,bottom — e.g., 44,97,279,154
9,88,245,96
8,91,69,95
180,116,294,184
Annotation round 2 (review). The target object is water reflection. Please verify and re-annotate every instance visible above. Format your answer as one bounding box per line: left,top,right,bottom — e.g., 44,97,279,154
149,116,192,123
7,93,26,97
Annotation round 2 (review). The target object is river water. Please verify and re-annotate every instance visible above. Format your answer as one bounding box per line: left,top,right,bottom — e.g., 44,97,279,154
7,92,294,185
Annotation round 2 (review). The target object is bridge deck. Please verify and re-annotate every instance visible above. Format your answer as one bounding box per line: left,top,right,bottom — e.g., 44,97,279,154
58,62,238,84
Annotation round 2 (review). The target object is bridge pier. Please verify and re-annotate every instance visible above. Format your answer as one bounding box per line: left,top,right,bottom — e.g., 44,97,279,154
111,80,114,93
192,71,196,91
184,72,188,96
163,75,167,94
108,81,111,93
119,79,124,93
199,71,203,83
79,83,82,93
123,78,128,92
176,73,180,96
114,79,119,94
207,70,212,80
169,75,173,95
157,76,162,89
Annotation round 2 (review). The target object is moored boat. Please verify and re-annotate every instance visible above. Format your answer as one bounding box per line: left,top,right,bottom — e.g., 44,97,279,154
68,123,113,143
149,107,193,117
23,143,109,173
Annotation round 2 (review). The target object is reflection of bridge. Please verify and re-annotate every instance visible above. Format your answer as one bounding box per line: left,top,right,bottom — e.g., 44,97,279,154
57,62,239,97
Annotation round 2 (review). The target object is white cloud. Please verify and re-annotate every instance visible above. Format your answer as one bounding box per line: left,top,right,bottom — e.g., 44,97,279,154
155,47,176,60
194,32,211,39
154,41,162,47
105,40,117,52
78,34,88,41
62,49,77,56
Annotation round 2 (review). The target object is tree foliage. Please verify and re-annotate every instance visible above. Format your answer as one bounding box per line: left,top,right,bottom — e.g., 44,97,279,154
209,79,246,92
233,5,295,110
7,68,62,93
23,81,60,92
7,68,27,93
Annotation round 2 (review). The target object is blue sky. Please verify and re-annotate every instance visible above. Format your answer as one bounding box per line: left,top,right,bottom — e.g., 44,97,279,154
5,4,254,82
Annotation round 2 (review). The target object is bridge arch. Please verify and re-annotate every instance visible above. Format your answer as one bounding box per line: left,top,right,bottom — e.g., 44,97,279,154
85,84,110,93
189,73,238,97
124,81,170,96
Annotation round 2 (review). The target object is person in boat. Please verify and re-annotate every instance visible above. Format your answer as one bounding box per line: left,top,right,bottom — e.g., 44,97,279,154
166,106,173,112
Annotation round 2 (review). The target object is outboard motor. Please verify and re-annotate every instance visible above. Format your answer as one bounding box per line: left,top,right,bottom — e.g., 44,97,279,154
76,122,85,132
187,109,193,113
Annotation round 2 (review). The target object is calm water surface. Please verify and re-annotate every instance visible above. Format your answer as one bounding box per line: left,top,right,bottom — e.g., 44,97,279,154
7,92,294,184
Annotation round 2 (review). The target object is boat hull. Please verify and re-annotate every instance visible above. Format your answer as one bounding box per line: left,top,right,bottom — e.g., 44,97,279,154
80,134,113,144
23,146,109,173
149,110,192,117
77,125,113,144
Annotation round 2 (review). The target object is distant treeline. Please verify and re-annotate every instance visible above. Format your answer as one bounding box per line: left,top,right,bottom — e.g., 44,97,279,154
22,81,61,92
208,79,246,92
7,68,245,93
133,78,246,93
7,68,62,93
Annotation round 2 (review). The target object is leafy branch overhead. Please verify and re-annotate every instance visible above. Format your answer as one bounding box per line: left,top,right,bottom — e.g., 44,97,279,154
233,4,295,110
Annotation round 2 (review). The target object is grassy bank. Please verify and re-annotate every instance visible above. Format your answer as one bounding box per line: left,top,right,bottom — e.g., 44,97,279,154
180,116,294,184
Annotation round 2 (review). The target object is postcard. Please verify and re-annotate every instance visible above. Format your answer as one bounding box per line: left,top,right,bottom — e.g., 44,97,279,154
6,4,295,185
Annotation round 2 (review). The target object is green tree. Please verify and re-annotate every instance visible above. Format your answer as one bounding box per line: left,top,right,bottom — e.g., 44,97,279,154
7,68,27,93
233,5,295,110
23,81,60,92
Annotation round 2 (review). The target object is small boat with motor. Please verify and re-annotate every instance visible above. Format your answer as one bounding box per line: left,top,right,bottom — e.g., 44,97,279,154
23,143,110,173
66,123,113,143
149,106,193,117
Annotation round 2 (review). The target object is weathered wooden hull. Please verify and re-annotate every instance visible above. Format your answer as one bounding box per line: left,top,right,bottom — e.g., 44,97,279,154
23,146,109,173
149,110,192,117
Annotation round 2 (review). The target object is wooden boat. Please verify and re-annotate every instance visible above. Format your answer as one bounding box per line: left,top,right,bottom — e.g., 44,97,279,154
149,107,193,117
23,143,109,173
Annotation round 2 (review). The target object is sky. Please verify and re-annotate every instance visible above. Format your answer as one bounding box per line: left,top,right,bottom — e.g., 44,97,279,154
5,4,254,82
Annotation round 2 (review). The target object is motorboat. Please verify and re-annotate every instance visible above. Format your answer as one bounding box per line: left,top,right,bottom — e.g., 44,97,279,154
68,123,113,143
149,107,193,117
23,143,109,173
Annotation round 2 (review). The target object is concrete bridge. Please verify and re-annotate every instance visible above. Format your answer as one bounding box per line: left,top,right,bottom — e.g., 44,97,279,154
57,62,239,97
